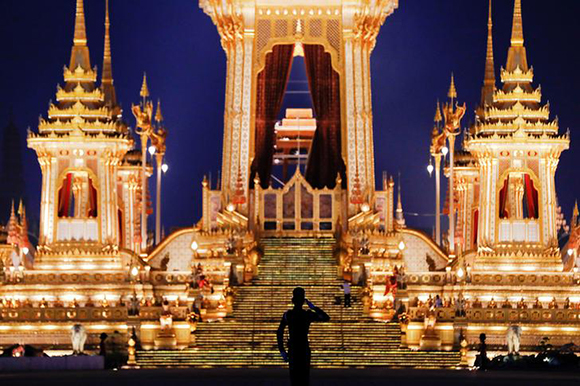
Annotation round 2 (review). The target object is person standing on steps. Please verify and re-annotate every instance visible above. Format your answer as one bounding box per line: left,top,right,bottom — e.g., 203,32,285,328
277,287,330,386
341,280,351,308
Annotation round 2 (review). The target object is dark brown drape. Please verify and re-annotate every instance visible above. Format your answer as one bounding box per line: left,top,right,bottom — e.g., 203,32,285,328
250,44,294,189
303,44,346,189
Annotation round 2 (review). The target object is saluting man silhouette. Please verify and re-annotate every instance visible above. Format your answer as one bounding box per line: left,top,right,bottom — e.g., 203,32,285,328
277,287,330,386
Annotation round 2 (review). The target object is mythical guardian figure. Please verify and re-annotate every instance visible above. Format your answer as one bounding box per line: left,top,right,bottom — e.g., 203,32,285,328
71,324,87,355
506,325,522,355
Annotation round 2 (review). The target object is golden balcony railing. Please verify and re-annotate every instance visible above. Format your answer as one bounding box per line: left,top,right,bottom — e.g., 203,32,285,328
408,306,580,324
0,306,191,323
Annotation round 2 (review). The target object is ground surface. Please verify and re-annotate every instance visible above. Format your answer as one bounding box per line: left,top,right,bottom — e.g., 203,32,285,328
1,368,579,386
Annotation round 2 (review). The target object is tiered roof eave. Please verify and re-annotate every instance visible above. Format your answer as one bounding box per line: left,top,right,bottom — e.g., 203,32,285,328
500,65,534,83
464,126,570,151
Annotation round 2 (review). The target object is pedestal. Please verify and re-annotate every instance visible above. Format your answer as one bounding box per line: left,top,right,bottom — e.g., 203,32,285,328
420,329,442,351
154,329,177,349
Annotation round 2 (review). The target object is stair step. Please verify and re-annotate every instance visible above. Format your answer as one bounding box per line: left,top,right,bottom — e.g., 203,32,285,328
137,237,460,368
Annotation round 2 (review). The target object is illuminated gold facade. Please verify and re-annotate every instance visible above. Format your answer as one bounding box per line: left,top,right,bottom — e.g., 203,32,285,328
405,0,579,358
0,0,195,351
0,0,577,367
454,0,570,271
200,0,398,215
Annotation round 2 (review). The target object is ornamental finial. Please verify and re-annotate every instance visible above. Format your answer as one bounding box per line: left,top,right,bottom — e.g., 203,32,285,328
6,200,19,246
102,0,117,108
510,0,524,47
140,73,150,99
73,0,87,46
434,100,442,124
68,0,91,71
448,73,457,100
481,0,496,107
155,99,164,123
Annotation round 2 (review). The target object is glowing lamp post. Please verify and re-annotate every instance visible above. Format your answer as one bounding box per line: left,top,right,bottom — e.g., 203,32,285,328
430,103,446,246
151,109,168,245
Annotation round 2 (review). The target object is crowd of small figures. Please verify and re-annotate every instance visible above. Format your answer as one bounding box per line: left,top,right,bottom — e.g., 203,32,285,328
408,295,579,311
0,263,232,311
0,292,227,311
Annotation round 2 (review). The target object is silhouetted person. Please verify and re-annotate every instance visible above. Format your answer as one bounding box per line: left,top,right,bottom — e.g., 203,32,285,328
99,333,108,356
341,280,351,308
277,287,330,386
475,332,490,370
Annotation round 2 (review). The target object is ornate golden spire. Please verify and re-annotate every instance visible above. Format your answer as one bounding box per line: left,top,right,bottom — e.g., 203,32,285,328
448,73,457,101
140,73,150,99
573,200,579,226
395,173,405,228
73,0,87,46
101,0,117,109
505,0,528,73
69,0,91,71
434,100,442,124
6,200,18,245
510,0,524,47
480,0,496,107
155,99,164,123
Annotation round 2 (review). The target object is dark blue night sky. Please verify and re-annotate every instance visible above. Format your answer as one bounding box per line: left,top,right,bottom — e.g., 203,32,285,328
0,0,578,237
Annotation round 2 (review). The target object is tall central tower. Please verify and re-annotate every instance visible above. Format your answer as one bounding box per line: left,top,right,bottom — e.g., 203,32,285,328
200,0,398,217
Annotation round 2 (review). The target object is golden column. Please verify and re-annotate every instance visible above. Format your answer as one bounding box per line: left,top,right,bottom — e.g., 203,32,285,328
341,1,398,214
442,75,465,255
132,74,154,252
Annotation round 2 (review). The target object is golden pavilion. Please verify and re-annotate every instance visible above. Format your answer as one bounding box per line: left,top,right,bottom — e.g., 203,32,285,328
0,0,577,368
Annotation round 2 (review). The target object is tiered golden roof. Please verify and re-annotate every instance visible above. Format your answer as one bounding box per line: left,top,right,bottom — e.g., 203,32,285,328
472,0,559,138
36,0,125,138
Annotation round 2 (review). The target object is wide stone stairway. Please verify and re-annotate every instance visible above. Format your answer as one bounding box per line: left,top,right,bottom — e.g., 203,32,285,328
136,237,460,368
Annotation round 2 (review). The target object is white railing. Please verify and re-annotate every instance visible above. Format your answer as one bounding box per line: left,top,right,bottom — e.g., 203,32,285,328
56,218,98,242
498,219,540,243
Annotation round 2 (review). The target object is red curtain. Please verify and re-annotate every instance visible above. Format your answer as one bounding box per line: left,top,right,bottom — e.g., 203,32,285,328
118,209,124,246
88,178,98,218
303,44,345,189
472,209,479,249
524,174,538,219
250,44,295,188
499,177,509,219
58,173,73,217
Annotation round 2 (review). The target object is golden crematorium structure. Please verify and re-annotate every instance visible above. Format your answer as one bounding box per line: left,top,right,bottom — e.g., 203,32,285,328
0,0,577,368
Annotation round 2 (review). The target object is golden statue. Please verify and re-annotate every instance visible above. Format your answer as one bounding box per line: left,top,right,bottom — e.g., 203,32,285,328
430,126,447,155
132,101,154,136
501,298,512,309
564,297,571,309
442,101,466,138
150,126,167,155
